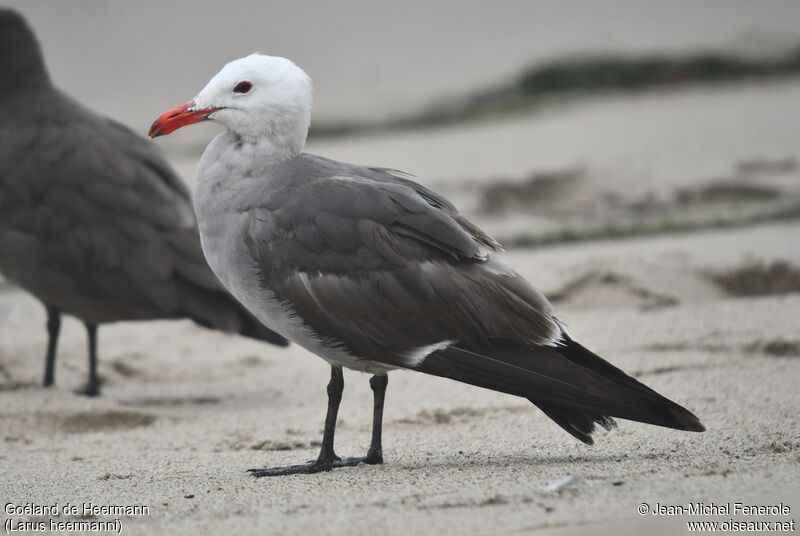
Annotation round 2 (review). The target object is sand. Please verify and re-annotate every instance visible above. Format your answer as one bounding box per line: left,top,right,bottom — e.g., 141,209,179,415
9,0,800,130
1,44,799,534
2,219,799,535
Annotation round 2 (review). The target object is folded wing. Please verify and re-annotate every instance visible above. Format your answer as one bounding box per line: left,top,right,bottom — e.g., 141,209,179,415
243,155,703,439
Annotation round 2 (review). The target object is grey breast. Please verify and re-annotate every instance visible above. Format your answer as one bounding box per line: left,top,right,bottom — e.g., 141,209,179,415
194,152,560,370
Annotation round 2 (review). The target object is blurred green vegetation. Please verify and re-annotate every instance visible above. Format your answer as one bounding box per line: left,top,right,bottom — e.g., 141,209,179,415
499,200,800,249
311,46,800,138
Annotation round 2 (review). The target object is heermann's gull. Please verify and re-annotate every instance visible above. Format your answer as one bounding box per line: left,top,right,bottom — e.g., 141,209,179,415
0,11,288,396
150,54,704,476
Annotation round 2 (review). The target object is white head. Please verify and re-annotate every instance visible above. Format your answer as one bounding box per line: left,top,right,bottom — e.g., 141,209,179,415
150,54,313,158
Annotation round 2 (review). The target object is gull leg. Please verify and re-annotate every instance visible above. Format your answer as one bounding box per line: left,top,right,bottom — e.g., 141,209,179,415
249,366,351,477
80,323,101,397
248,369,390,477
364,373,388,464
341,373,388,465
42,306,61,387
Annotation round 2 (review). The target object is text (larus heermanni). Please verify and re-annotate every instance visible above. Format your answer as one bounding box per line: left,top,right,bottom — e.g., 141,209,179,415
0,11,288,396
150,53,704,476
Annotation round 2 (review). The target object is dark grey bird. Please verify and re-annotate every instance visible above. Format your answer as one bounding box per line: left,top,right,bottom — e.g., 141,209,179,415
150,53,704,476
0,10,288,396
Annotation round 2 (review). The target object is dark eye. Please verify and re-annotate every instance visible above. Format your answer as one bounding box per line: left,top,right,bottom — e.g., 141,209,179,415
233,81,252,94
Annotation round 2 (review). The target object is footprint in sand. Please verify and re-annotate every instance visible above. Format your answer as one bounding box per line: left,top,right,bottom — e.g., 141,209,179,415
708,260,800,297
547,270,678,311
58,410,156,434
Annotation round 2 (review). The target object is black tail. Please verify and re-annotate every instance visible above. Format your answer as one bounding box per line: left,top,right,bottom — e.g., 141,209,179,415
534,403,618,445
237,308,290,347
176,279,289,347
415,335,704,443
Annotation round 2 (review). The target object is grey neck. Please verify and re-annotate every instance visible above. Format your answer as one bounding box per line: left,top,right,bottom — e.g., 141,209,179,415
232,132,301,169
206,130,300,178
194,130,300,216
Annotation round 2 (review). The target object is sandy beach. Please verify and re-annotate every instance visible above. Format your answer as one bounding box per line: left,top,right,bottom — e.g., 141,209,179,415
2,216,799,534
2,3,800,532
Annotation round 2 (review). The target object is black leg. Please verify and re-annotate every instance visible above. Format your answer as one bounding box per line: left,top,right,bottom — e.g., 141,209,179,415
42,306,61,387
248,368,390,478
364,374,388,464
249,366,349,477
336,373,388,465
81,323,100,397
317,365,345,463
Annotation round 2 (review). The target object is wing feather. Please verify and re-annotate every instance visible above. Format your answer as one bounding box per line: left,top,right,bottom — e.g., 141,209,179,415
245,158,558,364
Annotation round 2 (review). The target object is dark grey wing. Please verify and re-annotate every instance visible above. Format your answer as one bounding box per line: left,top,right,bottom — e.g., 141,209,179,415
245,159,703,438
98,114,193,202
0,108,286,345
1,116,203,315
246,163,560,364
